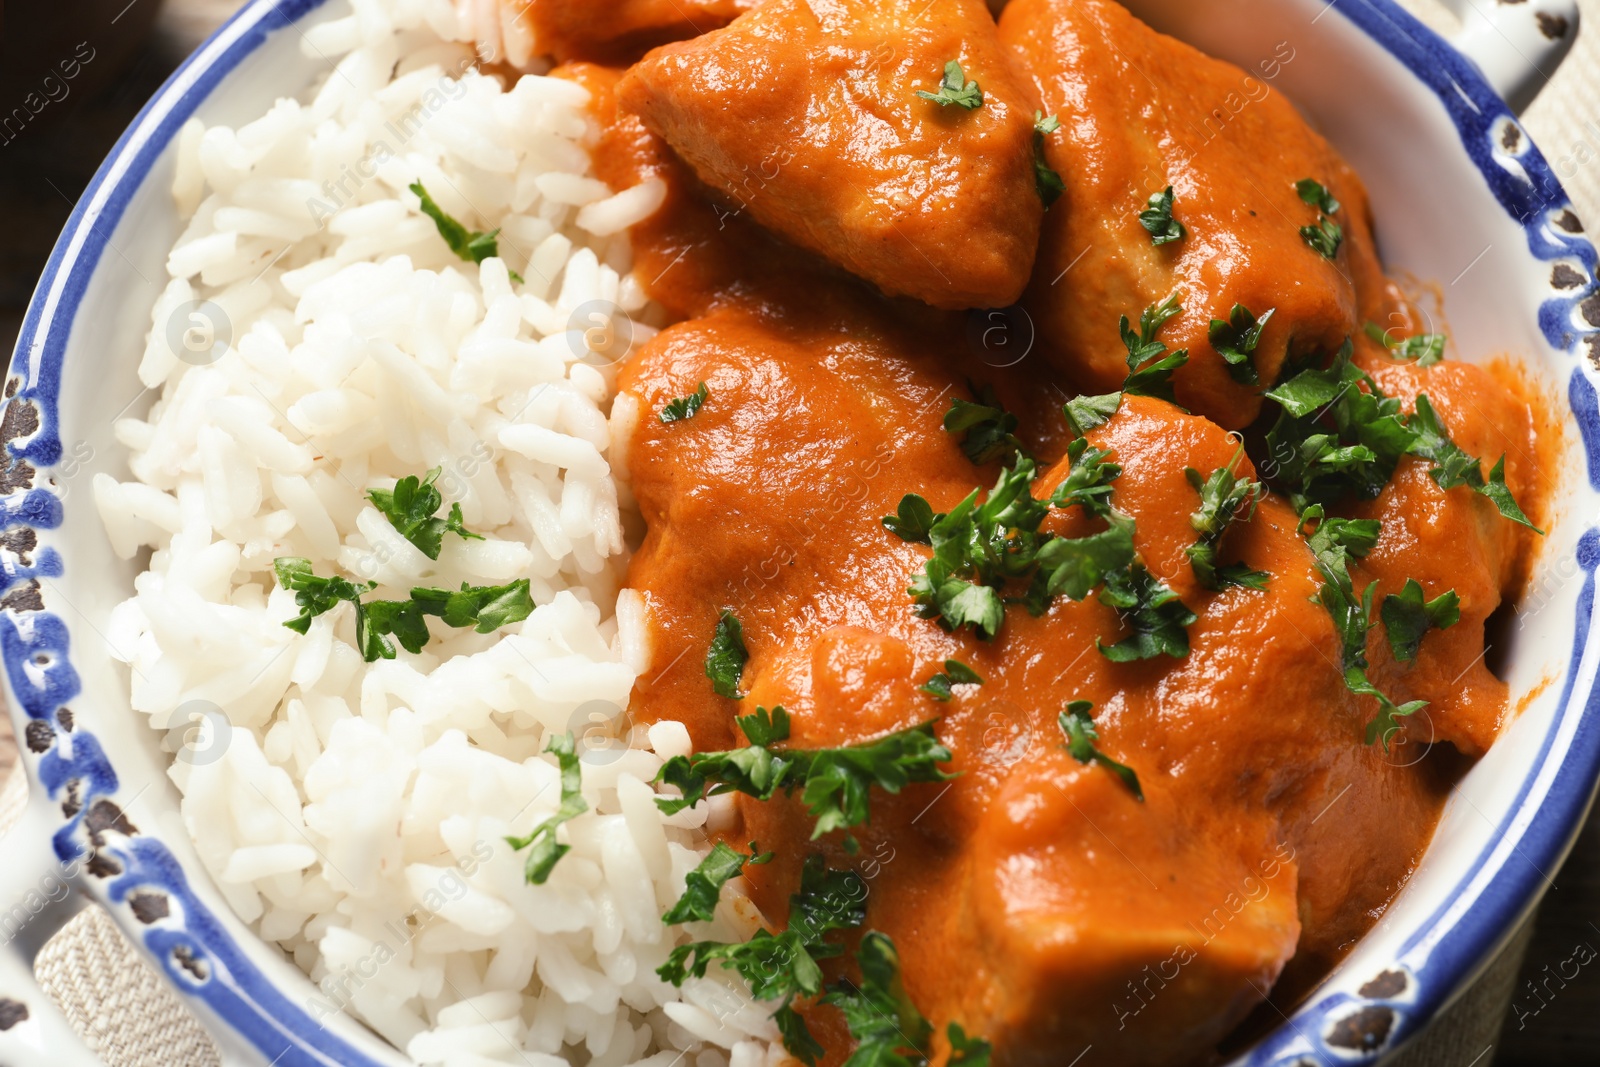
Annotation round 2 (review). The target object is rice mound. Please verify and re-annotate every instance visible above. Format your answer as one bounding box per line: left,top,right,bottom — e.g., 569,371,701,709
93,4,777,1064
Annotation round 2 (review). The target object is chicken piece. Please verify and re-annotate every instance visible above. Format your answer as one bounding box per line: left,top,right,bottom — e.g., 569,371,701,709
618,296,1454,1064
999,0,1387,428
616,0,1044,310
459,0,755,67
1343,346,1544,756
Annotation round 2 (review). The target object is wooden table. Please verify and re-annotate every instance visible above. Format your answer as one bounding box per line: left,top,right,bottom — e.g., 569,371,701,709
0,2,1595,1063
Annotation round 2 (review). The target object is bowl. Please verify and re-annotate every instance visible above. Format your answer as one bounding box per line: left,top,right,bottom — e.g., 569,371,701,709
1,0,1597,1064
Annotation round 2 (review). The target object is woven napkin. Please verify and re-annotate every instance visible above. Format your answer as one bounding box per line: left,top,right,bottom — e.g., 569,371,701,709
0,0,1594,1062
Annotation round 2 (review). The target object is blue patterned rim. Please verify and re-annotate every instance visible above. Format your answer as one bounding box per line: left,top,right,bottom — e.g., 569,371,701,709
3,1,1599,1064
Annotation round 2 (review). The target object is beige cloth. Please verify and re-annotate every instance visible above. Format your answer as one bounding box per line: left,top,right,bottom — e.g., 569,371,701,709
0,0,1595,1064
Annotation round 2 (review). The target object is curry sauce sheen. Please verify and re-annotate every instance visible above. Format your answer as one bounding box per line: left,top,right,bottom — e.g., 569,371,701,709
554,2,1549,1064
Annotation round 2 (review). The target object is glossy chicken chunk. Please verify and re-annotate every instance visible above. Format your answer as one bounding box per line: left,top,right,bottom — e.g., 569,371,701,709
1344,343,1543,757
617,296,1457,1065
999,0,1387,428
617,0,1044,310
521,0,756,64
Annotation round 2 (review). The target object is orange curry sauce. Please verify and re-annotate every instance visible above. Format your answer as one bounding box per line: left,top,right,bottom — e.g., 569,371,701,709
550,1,1548,1062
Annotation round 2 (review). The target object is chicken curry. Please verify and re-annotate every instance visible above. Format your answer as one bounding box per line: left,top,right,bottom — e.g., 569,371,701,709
538,0,1550,1063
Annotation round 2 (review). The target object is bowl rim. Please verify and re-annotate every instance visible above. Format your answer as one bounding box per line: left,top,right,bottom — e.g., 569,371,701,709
4,0,1600,1065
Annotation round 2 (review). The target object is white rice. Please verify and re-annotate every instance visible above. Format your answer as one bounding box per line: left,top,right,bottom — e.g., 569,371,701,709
94,5,772,1065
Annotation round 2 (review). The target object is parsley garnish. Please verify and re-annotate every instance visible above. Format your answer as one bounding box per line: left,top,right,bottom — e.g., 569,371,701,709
1120,294,1189,403
888,444,1135,639
653,709,955,844
1295,178,1343,259
275,557,374,635
944,387,1025,465
822,932,992,1067
1063,392,1122,438
919,659,983,702
662,841,773,925
1208,304,1275,386
1139,185,1186,246
1381,578,1461,664
505,732,587,884
659,854,867,1067
1263,342,1420,510
916,60,982,110
409,181,523,282
1057,700,1143,800
1032,112,1065,207
706,609,749,698
660,382,709,423
1407,395,1542,531
1299,506,1426,749
367,467,484,560
272,559,532,661
1364,322,1446,367
1097,563,1196,661
1185,453,1270,591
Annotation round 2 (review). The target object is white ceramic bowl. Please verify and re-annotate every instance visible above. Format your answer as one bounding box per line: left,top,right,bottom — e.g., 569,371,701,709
1,1,1596,1064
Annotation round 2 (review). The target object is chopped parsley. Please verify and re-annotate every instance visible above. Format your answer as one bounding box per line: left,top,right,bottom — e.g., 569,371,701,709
409,181,523,282
916,60,983,110
1208,304,1275,386
822,932,992,1067
1185,454,1270,591
659,854,867,1067
1063,391,1122,438
944,387,1025,465
1139,185,1186,246
368,468,484,560
1408,395,1542,531
1295,178,1343,260
1032,112,1065,207
653,707,955,845
273,559,532,661
1299,506,1426,749
660,382,709,423
919,659,983,702
1364,322,1447,367
1119,294,1189,403
706,609,749,699
1097,563,1196,661
662,841,772,925
1057,700,1143,800
1381,578,1461,664
505,732,587,884
887,444,1135,639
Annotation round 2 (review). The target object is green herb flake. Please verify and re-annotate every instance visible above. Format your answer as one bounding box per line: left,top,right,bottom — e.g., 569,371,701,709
919,659,984,702
1381,578,1461,664
706,609,749,699
1138,185,1186,246
1295,178,1343,260
1407,395,1542,531
944,387,1024,466
409,181,522,282
506,731,588,884
657,852,867,1067
1208,304,1275,386
409,578,534,633
1185,453,1270,591
368,467,485,561
822,932,934,1067
1032,111,1065,207
1120,294,1190,403
662,841,768,925
654,714,955,844
916,60,983,110
1097,563,1196,662
1057,700,1144,800
274,557,375,634
1063,391,1122,438
660,382,709,424
1363,322,1447,367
